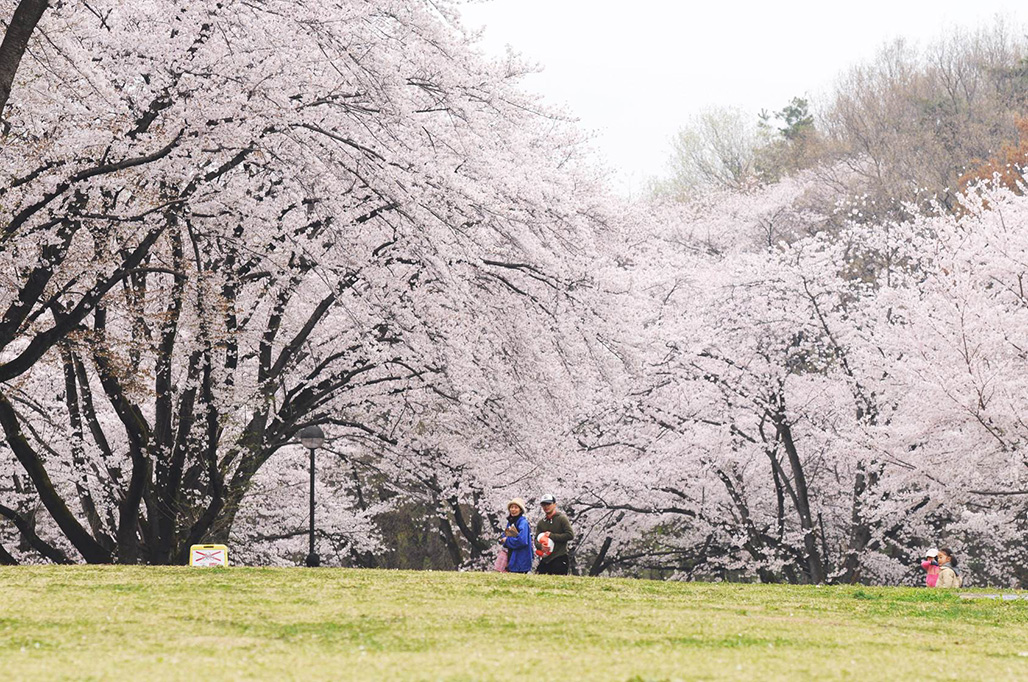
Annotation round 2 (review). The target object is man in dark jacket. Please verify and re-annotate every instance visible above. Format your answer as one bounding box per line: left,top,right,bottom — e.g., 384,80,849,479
534,494,574,575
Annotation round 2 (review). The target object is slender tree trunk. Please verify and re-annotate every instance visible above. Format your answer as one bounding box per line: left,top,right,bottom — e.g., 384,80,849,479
436,513,464,567
841,466,871,583
151,230,187,564
0,0,48,124
59,344,112,549
447,496,491,557
589,536,613,576
177,352,227,562
115,442,149,563
775,415,826,584
200,413,266,547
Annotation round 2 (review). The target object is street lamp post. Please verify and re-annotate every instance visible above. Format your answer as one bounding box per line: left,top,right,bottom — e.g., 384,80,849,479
298,425,325,567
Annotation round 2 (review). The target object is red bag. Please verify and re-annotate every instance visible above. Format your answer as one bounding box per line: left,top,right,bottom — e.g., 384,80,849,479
493,547,509,572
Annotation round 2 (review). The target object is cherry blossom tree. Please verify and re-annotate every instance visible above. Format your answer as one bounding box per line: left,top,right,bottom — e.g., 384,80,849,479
3,1,1024,585
569,175,1026,587
0,0,612,564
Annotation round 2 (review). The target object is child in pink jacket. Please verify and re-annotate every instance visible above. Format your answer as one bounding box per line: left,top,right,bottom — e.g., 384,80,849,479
921,548,940,587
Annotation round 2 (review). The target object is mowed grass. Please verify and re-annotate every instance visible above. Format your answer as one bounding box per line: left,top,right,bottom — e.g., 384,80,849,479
1,567,1026,681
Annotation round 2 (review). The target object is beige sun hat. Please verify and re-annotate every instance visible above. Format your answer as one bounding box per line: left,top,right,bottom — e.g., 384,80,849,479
506,498,527,515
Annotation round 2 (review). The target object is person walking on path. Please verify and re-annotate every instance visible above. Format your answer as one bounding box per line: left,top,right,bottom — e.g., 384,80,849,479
534,494,574,575
921,548,941,587
499,498,533,573
936,548,963,588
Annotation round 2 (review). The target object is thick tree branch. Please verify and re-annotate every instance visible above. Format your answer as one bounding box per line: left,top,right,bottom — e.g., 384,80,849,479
0,502,71,564
0,221,170,383
0,539,17,564
0,392,111,563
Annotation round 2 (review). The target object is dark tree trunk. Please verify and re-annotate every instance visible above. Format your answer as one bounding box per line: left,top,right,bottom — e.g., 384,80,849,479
588,536,613,576
775,413,826,584
0,539,17,564
0,392,111,563
437,513,464,567
447,496,491,557
840,460,882,584
59,345,113,550
841,468,870,583
0,502,71,563
0,0,48,124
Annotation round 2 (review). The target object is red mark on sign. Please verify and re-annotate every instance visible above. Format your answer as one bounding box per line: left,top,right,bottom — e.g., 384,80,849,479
194,550,224,564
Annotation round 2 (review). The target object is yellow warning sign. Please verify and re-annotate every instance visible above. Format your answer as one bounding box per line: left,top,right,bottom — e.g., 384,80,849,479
189,544,229,567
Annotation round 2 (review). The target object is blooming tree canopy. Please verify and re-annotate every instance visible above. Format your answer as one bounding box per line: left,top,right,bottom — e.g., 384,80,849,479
2,2,1025,586
0,0,612,565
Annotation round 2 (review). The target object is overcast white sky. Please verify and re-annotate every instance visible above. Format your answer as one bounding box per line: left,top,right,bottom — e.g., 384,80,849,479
458,1,1028,195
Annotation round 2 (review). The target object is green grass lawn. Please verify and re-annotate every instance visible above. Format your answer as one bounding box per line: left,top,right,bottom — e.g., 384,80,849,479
1,567,1025,681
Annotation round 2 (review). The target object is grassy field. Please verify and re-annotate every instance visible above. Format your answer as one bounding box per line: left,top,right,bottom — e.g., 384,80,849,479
0,567,1026,681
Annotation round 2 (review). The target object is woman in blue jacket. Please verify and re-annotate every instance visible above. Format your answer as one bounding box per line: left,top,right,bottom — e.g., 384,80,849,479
500,498,533,573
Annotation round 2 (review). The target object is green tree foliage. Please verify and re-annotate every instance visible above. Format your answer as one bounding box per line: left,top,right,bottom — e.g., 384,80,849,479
755,96,821,183
760,97,815,141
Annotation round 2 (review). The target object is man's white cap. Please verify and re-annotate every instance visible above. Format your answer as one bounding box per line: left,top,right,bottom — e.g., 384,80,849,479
925,548,939,558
